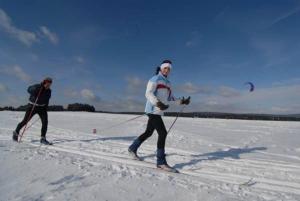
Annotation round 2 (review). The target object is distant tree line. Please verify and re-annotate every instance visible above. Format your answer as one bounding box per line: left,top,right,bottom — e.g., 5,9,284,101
97,111,300,121
67,103,95,112
1,105,300,121
164,112,300,122
0,103,95,112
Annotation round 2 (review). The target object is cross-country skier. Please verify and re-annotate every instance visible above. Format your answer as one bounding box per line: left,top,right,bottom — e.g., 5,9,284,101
13,77,53,145
128,60,190,172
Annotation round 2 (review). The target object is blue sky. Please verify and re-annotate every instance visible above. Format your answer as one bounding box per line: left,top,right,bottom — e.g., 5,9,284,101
0,0,300,114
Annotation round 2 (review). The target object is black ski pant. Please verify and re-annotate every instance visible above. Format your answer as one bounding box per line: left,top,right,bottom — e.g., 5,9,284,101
138,114,168,149
15,105,48,138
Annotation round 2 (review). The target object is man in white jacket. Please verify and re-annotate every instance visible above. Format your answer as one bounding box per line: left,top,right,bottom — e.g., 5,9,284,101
128,60,190,172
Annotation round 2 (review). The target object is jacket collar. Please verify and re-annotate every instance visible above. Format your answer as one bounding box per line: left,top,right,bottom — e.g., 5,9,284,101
158,72,169,81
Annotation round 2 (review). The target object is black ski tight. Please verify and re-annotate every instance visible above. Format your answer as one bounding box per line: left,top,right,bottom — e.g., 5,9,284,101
16,105,48,137
138,114,168,149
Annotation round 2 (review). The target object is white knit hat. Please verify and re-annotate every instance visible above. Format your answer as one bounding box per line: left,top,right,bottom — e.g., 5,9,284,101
160,62,172,70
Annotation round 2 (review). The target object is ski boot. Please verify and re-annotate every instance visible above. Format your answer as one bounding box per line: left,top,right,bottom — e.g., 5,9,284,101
40,137,53,145
128,139,142,160
157,148,179,173
12,131,19,142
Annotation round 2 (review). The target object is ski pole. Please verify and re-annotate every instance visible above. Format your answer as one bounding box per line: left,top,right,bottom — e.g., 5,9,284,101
98,109,160,133
167,96,190,134
167,105,186,134
24,117,40,132
98,113,147,133
18,87,43,142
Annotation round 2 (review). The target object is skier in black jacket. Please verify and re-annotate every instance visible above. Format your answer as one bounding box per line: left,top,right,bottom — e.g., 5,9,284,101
13,77,53,145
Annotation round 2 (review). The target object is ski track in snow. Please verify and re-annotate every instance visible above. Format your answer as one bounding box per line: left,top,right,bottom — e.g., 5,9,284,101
1,111,300,201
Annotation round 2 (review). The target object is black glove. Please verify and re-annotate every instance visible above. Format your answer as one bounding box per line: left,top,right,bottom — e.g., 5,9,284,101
180,96,191,105
156,101,169,110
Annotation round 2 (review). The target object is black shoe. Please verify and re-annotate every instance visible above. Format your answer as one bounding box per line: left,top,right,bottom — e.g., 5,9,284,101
40,137,53,145
12,131,19,142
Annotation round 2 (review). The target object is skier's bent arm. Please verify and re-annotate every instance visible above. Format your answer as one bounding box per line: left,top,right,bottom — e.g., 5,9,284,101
145,81,159,105
167,85,182,105
27,84,40,95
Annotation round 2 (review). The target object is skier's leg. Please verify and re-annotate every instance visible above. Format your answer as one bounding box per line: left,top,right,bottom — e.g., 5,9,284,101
37,108,48,138
137,115,155,143
37,109,52,145
128,115,155,157
153,116,178,172
151,115,168,165
148,115,168,149
15,105,36,134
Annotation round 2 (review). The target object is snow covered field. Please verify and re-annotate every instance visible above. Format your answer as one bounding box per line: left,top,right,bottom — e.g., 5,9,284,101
1,111,300,201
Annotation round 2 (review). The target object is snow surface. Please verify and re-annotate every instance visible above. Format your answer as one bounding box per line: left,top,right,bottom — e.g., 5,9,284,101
1,111,300,201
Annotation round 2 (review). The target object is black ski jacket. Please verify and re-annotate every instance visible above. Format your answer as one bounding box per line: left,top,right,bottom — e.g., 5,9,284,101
27,84,51,106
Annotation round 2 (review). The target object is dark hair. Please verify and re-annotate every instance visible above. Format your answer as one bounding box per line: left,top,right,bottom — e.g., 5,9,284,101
155,66,160,75
161,59,172,64
42,77,53,85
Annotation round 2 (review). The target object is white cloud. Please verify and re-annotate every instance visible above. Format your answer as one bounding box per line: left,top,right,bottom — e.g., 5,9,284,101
63,88,78,98
269,6,300,27
250,36,291,69
92,97,145,112
29,53,39,62
125,76,146,95
78,88,144,112
217,86,241,98
0,83,8,92
80,89,101,102
0,65,31,82
271,106,291,113
185,41,197,48
57,81,300,114
75,56,85,64
251,37,285,58
192,84,300,114
73,77,146,112
213,6,230,22
177,82,212,95
0,8,38,46
0,94,27,107
0,8,59,46
70,77,147,112
39,26,59,44
272,77,300,87
70,25,109,47
185,31,201,47
11,65,31,82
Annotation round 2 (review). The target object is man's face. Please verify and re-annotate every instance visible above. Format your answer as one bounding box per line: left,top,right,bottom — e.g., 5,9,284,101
161,67,171,76
44,82,52,89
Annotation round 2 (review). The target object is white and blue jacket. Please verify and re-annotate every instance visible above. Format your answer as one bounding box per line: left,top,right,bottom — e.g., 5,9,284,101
145,72,178,115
